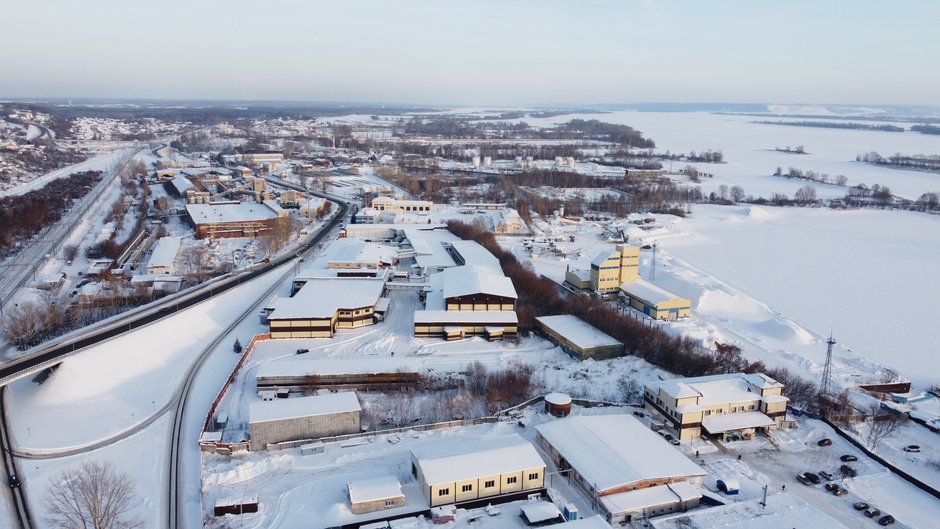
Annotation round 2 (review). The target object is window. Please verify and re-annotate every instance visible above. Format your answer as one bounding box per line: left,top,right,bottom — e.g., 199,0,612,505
461,484,472,492
385,499,395,508
528,473,539,480
506,476,517,484
484,480,495,488
438,488,450,497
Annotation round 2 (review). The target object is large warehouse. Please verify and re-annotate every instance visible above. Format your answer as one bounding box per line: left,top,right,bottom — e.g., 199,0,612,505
185,201,285,239
644,372,789,441
410,434,545,507
248,391,361,450
535,414,704,524
265,276,388,338
535,314,624,360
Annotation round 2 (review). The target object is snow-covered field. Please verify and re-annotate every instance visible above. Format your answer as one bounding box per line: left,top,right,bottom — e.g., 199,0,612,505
523,110,940,201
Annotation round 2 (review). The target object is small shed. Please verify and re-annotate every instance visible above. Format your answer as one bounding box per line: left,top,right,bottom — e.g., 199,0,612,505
520,501,563,526
544,393,572,417
348,475,406,515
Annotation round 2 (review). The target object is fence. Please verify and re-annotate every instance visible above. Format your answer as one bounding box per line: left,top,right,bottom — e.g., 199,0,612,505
202,333,271,433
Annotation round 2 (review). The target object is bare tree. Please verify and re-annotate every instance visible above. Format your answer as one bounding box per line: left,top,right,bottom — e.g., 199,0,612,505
730,185,745,203
865,404,906,450
465,361,488,395
794,185,817,204
44,460,142,529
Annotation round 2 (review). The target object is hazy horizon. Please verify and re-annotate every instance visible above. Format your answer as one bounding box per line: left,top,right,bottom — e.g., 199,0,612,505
2,0,939,106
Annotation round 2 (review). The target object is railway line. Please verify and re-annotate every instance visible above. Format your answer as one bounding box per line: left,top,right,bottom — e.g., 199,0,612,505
0,184,349,527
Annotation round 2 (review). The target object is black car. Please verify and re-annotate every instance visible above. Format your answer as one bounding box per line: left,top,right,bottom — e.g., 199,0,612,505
865,508,882,518
853,502,870,511
825,483,838,492
817,438,833,446
840,454,858,462
799,472,820,484
878,514,895,526
8,474,18,488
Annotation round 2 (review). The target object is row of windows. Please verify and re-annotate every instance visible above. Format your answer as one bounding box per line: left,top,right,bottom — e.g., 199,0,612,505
436,473,538,496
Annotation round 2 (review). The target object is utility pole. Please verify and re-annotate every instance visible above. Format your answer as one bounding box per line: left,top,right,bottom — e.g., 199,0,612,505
821,334,836,395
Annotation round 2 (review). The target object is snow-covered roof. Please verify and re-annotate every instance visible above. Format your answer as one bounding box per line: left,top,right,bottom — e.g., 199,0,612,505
257,358,417,379
600,482,701,515
620,279,689,306
268,278,385,319
520,501,561,524
545,393,572,406
411,434,544,486
651,492,851,529
648,373,786,407
171,175,192,194
321,238,397,267
147,236,180,270
185,202,280,225
592,248,618,268
404,228,458,270
294,267,389,281
413,310,518,325
701,411,776,434
347,475,404,504
535,315,622,350
249,392,360,424
535,415,705,494
441,266,516,300
450,240,501,271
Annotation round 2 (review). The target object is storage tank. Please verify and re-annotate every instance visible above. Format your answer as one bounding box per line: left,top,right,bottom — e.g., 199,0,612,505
544,392,572,417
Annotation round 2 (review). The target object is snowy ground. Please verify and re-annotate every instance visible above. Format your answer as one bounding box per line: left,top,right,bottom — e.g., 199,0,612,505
522,110,940,201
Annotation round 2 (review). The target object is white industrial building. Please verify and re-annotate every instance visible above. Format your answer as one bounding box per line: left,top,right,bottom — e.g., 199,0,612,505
347,475,406,515
410,434,545,507
265,273,388,338
535,414,705,524
146,236,181,275
248,391,361,450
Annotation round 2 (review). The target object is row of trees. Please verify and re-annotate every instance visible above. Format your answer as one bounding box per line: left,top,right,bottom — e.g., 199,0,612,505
446,220,820,410
0,170,103,256
773,166,849,187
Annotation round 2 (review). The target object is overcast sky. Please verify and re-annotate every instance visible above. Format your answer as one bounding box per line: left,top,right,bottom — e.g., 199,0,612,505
2,0,938,106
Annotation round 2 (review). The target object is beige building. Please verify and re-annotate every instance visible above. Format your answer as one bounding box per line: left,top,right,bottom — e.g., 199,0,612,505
411,435,545,507
248,392,361,450
591,244,639,293
536,414,704,525
644,373,789,442
265,276,387,338
620,280,691,321
535,314,624,360
347,475,406,515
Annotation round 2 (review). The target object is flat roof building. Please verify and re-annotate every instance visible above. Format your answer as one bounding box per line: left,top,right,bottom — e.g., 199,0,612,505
535,315,624,360
146,236,181,275
266,276,387,338
620,279,691,321
372,196,432,214
644,372,788,441
411,434,545,507
347,475,406,515
535,414,704,524
185,201,284,239
248,391,361,450
590,244,639,294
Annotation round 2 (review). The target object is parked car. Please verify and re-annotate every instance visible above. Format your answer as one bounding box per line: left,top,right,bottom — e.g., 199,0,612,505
7,475,18,488
903,445,920,452
832,487,848,497
825,483,839,492
663,433,675,442
819,470,835,481
295,348,309,355
865,508,882,518
670,438,680,446
839,464,858,478
840,454,858,462
878,514,895,526
797,472,820,485
853,502,870,511
817,438,833,446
